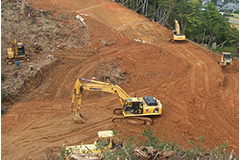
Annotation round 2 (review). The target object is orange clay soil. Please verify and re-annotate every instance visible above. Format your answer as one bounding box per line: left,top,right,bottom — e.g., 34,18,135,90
1,0,238,159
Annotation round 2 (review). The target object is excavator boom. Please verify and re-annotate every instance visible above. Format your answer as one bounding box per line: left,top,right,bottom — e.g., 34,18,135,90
174,20,180,34
72,78,131,108
71,78,131,123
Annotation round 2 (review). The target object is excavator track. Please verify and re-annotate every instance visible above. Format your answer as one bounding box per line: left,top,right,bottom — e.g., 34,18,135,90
112,116,153,125
169,39,188,44
5,56,30,65
113,107,123,115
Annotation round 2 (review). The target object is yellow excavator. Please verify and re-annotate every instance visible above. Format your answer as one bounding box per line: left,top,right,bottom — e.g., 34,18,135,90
5,39,30,65
71,78,162,125
220,52,232,66
169,20,187,43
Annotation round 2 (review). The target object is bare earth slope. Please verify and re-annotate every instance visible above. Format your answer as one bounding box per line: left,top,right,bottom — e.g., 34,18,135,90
1,0,239,159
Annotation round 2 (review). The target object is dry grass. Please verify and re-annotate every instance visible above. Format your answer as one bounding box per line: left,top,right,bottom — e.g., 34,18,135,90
228,13,239,29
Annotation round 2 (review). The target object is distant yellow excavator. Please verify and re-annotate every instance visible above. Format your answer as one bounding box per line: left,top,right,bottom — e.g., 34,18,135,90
169,20,188,43
220,52,232,66
5,39,30,64
71,78,162,125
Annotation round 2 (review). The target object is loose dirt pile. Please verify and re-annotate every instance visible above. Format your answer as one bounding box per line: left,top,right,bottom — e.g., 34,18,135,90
1,0,239,159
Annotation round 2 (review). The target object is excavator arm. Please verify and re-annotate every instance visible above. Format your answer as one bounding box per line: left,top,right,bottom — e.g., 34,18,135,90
174,20,180,35
71,78,131,123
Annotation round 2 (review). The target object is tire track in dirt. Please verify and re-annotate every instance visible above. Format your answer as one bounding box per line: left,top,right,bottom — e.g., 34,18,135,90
173,44,212,134
182,43,212,95
56,55,88,60
203,65,210,95
54,46,127,99
165,44,197,95
1,99,116,159
159,43,224,148
203,102,239,149
191,65,196,95
2,1,239,159
221,75,239,108
170,43,211,97
40,117,114,143
70,2,114,13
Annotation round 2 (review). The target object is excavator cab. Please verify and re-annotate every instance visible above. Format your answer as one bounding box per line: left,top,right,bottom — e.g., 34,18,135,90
17,43,25,56
124,98,143,114
123,96,161,116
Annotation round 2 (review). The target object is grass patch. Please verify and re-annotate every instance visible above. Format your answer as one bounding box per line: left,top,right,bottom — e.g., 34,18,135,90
222,46,239,58
228,13,239,29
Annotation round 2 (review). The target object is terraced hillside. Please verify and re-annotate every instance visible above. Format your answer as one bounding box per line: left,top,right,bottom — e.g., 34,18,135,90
1,0,239,159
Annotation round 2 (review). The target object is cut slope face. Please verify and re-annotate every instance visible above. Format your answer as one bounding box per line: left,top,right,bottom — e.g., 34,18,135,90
1,0,239,159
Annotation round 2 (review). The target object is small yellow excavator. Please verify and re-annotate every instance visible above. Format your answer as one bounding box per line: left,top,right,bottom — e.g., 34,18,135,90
169,20,187,43
71,78,162,125
220,52,232,66
5,39,30,65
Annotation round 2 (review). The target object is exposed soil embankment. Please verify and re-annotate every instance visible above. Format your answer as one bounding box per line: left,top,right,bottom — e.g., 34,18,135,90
1,0,238,159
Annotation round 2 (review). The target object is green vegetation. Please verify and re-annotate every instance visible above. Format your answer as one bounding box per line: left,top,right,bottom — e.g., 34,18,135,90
116,0,239,51
30,18,36,24
54,127,237,160
228,13,239,29
101,127,237,159
222,46,239,57
60,13,70,20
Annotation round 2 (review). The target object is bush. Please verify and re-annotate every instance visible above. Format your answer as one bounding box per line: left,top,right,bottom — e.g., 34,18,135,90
59,127,238,160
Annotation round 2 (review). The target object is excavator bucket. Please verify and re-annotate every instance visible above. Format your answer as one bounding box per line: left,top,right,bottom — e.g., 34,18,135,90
71,78,88,124
219,62,225,66
74,111,87,124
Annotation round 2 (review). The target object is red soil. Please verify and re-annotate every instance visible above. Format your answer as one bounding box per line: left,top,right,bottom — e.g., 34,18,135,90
1,0,238,159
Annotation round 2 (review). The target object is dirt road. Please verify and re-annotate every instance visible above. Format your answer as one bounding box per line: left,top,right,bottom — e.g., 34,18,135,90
1,0,239,159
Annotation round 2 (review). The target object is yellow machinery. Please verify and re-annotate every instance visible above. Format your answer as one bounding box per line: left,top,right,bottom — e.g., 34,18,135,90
65,130,120,157
71,78,162,125
169,20,187,43
220,52,232,66
5,39,30,65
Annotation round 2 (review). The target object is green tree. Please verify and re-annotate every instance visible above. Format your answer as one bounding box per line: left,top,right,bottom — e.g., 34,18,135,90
201,2,228,45
156,0,176,26
185,0,202,41
116,0,239,48
174,0,189,33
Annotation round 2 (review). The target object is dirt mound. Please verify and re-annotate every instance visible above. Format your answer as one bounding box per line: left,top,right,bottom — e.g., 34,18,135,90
1,0,238,159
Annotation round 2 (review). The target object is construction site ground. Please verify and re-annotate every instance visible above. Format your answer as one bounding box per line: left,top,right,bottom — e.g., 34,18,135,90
1,0,239,159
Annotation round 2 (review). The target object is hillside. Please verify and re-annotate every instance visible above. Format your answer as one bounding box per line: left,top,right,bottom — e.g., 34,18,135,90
1,0,239,159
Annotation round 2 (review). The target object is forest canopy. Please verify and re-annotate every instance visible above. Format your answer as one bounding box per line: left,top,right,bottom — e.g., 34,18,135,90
115,0,239,48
